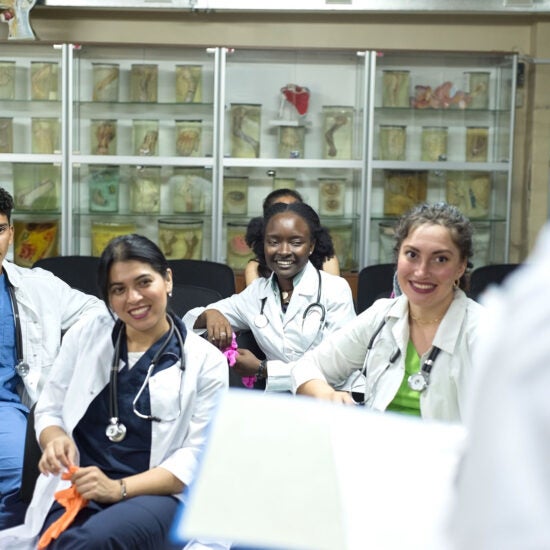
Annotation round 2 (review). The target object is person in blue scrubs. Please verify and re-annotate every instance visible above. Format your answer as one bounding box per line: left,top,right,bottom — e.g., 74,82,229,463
0,187,103,529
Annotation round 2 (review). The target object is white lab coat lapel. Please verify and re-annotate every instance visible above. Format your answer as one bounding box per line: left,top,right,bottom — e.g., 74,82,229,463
257,278,285,334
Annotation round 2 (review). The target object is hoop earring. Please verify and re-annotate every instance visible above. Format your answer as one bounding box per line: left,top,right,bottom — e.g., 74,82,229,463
453,279,460,289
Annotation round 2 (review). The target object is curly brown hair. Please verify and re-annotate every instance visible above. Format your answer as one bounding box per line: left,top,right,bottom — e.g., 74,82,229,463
393,202,474,291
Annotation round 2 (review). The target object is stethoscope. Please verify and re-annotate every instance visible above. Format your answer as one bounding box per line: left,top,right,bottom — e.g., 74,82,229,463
407,346,441,392
351,318,441,405
7,283,31,378
254,268,326,334
105,314,185,443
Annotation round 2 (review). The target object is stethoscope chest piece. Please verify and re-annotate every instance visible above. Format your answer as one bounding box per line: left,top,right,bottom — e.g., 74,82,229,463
15,361,30,378
407,346,441,393
407,372,428,392
106,417,127,442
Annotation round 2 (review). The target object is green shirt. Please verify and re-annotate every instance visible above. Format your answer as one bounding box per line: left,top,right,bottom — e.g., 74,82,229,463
387,340,421,417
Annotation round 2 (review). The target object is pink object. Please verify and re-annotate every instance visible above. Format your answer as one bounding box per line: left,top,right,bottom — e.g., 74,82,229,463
222,332,256,389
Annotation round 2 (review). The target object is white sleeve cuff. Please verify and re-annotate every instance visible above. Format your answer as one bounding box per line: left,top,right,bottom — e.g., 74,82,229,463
264,360,292,393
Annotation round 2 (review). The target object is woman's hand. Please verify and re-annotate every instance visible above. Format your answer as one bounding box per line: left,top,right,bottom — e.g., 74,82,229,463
39,427,77,476
297,380,356,405
71,466,184,502
202,309,233,349
233,348,260,377
331,391,356,405
70,466,122,503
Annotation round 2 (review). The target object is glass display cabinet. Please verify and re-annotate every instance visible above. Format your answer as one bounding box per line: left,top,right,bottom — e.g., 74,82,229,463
70,44,218,261
367,50,516,268
0,42,516,272
0,43,63,267
219,47,366,272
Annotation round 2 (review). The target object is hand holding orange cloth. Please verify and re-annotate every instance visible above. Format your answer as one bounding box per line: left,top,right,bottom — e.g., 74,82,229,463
37,465,88,549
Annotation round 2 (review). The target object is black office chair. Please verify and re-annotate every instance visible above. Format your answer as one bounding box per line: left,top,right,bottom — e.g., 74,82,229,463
169,283,223,317
33,256,101,297
168,259,236,299
356,263,396,313
20,405,41,504
469,263,520,302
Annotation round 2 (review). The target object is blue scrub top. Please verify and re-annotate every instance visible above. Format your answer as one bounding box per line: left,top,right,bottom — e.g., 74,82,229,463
0,273,25,410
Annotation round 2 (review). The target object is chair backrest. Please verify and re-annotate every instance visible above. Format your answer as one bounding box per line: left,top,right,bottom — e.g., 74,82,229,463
169,283,223,317
168,259,236,299
33,255,101,297
356,263,396,313
469,263,520,302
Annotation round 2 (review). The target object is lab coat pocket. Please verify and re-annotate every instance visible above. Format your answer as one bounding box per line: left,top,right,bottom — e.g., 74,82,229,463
148,364,184,423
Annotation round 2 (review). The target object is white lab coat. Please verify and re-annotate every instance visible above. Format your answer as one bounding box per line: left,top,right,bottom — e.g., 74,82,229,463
0,313,228,549
448,224,550,549
2,261,105,407
292,289,485,422
184,261,356,392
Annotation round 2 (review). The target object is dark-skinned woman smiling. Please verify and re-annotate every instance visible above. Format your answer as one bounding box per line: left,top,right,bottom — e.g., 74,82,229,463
184,201,358,393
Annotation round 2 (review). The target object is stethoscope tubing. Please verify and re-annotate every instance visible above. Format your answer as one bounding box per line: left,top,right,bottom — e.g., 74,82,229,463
255,268,326,329
353,315,441,405
108,314,184,428
7,281,30,377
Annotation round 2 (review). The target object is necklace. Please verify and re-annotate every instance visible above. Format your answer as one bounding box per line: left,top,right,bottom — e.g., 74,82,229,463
410,313,442,325
281,289,293,304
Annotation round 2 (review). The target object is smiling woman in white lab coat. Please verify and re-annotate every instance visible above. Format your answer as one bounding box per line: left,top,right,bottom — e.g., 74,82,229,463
0,234,228,550
292,202,485,422
184,201,356,393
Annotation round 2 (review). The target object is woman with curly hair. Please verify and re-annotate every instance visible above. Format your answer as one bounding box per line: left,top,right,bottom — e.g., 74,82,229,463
292,202,484,422
184,201,356,393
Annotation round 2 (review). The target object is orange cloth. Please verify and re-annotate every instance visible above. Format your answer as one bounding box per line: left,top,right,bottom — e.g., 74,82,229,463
37,465,88,549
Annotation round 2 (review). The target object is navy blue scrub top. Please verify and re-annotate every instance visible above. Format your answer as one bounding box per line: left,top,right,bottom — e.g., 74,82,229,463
73,317,185,479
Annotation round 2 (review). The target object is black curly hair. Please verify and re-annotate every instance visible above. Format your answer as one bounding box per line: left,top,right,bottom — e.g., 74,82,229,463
0,187,14,222
245,188,303,249
252,201,336,275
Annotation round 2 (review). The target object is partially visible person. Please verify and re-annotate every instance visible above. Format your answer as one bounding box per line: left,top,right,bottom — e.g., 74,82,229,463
244,188,339,285
448,224,550,549
185,201,356,393
292,202,484,423
0,234,228,548
0,187,104,530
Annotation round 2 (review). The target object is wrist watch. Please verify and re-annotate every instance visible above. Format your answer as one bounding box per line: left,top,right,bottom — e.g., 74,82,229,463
256,359,267,380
